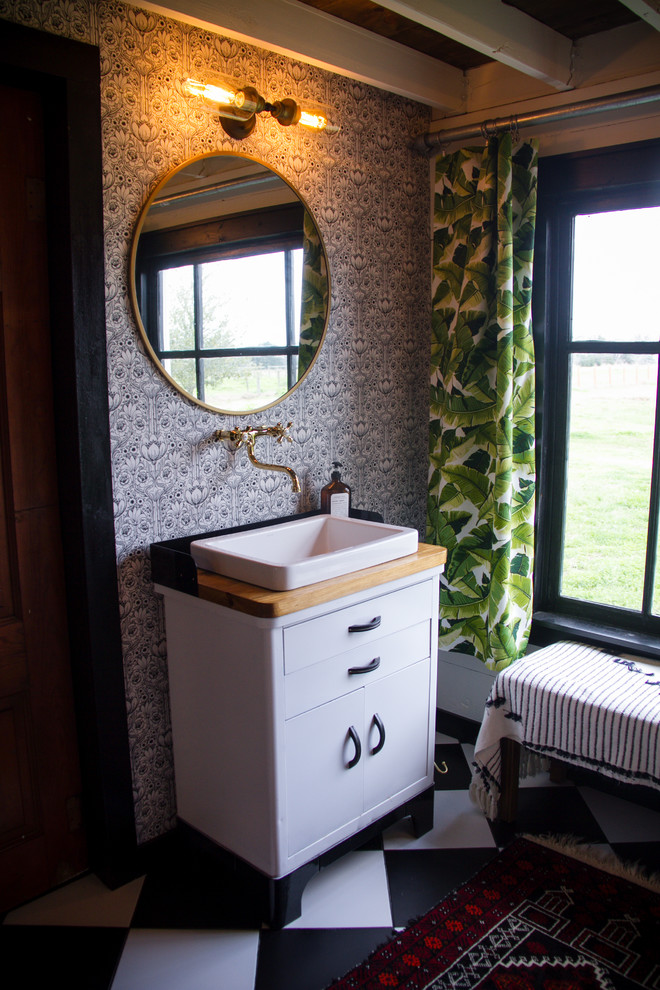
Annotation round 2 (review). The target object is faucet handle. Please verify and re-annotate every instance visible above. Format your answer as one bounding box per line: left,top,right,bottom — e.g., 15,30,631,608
273,421,293,444
213,427,245,448
244,421,293,443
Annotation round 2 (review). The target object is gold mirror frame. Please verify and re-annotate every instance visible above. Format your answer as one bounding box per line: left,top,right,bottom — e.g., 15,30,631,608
129,151,330,415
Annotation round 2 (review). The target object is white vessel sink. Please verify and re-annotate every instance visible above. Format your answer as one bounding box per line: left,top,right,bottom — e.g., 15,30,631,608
190,515,419,591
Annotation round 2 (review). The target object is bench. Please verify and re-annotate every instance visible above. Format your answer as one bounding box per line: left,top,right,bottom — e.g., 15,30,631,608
470,640,660,821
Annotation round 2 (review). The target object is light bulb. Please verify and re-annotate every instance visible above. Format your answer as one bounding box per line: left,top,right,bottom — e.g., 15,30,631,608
298,110,340,134
184,77,238,108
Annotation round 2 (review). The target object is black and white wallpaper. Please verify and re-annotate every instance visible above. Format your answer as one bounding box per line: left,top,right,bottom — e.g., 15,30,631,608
1,0,432,841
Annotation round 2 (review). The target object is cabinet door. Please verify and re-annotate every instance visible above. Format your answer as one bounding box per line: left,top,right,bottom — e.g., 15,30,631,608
286,689,364,858
363,658,431,814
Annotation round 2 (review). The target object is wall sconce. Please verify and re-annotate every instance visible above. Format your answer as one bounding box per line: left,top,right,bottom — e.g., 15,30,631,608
184,77,340,139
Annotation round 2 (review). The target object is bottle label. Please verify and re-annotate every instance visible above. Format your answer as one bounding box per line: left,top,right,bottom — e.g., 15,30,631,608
330,492,349,517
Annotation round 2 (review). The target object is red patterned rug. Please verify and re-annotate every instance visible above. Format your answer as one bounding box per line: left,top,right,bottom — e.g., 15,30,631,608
328,836,660,989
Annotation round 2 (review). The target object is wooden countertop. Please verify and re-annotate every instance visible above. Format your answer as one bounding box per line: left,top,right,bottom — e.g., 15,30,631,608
196,542,447,618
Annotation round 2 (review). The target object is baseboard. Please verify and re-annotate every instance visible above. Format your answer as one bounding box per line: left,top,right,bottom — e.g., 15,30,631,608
436,708,480,744
436,649,496,722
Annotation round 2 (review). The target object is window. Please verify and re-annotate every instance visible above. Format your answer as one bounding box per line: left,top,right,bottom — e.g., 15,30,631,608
533,140,660,651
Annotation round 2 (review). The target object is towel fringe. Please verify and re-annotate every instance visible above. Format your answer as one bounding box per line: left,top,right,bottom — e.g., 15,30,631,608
469,777,499,821
519,748,548,779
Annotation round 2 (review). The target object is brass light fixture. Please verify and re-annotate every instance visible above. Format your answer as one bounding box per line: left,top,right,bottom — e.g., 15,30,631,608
184,77,340,139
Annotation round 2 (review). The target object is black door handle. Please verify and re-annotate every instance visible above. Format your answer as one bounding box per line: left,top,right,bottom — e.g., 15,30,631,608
348,616,381,633
348,656,381,675
370,713,386,755
346,725,362,768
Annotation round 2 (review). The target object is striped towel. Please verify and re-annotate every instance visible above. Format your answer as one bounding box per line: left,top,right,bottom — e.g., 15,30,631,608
470,640,660,819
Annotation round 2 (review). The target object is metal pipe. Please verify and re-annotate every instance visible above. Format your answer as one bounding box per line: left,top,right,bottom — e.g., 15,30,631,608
244,435,301,493
414,84,660,154
213,422,301,493
150,173,281,208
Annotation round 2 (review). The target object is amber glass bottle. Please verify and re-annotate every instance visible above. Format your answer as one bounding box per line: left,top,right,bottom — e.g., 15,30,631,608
321,462,351,517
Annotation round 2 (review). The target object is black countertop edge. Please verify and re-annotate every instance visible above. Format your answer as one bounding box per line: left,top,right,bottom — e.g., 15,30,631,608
149,507,384,598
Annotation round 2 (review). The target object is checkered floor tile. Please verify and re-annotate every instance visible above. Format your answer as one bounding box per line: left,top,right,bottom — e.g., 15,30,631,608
3,732,659,990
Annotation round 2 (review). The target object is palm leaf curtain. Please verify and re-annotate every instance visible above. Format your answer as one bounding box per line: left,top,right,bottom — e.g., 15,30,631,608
427,135,538,670
297,210,328,378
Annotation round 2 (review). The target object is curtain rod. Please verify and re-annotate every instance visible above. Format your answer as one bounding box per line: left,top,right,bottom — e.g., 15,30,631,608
414,84,660,154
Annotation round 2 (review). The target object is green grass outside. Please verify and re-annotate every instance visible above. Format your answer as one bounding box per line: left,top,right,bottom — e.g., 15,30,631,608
561,365,658,611
167,360,290,411
204,368,289,410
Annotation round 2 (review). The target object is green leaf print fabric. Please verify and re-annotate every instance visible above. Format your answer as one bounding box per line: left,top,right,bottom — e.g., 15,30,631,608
427,136,537,669
298,210,328,379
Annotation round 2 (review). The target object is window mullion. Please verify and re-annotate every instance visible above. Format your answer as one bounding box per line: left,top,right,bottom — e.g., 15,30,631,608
193,264,204,402
154,269,164,352
546,211,575,610
570,340,660,356
641,356,660,614
284,250,296,390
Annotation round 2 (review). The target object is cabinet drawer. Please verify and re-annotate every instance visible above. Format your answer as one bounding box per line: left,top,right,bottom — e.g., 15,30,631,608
285,620,431,719
283,579,433,675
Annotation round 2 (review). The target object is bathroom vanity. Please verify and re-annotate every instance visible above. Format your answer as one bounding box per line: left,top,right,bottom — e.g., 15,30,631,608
151,512,446,926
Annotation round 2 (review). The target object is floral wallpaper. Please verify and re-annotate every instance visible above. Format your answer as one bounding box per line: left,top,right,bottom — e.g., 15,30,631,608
0,0,431,842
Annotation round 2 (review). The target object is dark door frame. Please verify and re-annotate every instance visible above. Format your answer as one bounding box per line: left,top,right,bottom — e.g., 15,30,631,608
0,20,136,887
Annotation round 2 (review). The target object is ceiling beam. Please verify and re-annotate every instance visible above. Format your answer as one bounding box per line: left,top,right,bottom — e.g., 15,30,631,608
126,0,467,111
616,0,660,31
373,0,574,90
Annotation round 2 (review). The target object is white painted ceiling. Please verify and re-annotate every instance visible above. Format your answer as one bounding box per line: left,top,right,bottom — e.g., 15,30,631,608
129,0,660,118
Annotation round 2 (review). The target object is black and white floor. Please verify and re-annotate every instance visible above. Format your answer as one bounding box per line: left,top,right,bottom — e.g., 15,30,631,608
3,730,660,990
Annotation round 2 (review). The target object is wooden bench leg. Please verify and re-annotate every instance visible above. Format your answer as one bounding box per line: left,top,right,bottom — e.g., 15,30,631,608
498,738,520,822
549,758,567,784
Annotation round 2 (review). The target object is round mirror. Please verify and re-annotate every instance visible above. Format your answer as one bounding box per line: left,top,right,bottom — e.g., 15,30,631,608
130,152,330,414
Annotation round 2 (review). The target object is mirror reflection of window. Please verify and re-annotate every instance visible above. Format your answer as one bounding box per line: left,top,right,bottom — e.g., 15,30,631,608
161,264,195,347
157,249,303,410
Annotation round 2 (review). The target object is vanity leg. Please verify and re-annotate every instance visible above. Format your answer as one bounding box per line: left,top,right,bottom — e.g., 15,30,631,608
266,861,318,929
408,785,435,837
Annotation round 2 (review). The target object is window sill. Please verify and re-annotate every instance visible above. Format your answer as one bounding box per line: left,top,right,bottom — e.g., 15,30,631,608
531,611,660,662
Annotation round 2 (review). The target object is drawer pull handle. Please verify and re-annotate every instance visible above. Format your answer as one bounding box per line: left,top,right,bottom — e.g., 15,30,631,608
348,616,381,633
371,713,386,755
348,656,381,676
346,726,362,768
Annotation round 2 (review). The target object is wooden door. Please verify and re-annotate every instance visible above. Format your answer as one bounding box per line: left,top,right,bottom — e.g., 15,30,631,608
0,84,87,911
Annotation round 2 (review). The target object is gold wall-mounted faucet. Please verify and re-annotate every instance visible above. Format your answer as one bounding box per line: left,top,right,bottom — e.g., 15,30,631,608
214,422,301,493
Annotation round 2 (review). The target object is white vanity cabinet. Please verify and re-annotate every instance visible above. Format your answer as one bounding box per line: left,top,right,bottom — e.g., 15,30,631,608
282,582,435,862
154,542,444,925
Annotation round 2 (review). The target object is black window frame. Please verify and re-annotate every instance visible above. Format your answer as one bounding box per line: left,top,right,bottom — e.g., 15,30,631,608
532,138,660,659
